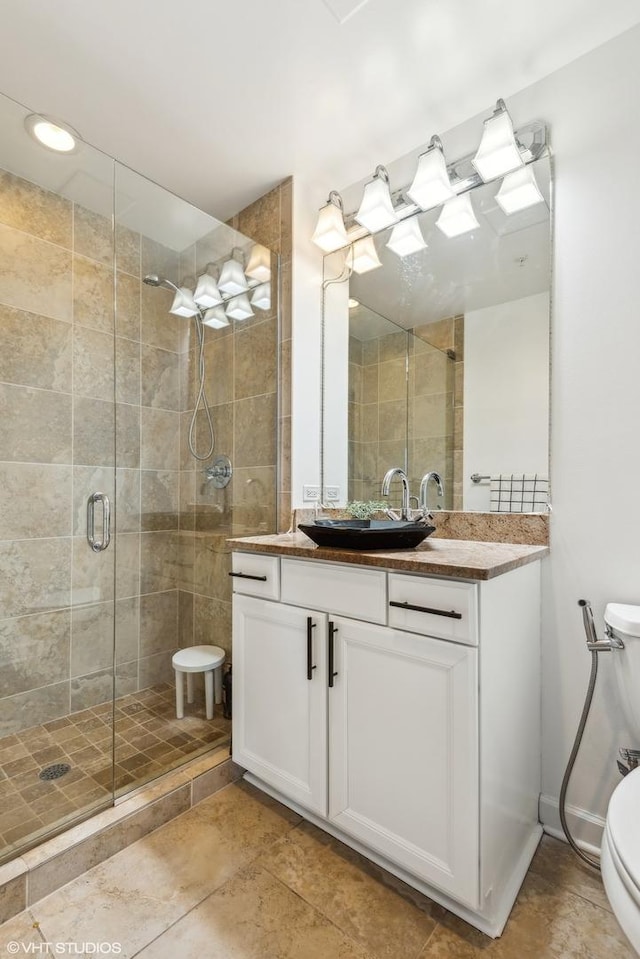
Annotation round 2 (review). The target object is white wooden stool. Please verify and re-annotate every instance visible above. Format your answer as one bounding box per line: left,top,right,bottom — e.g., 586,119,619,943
172,645,225,720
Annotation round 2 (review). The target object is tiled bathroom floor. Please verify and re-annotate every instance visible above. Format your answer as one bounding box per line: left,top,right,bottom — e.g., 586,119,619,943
0,683,230,859
0,780,632,959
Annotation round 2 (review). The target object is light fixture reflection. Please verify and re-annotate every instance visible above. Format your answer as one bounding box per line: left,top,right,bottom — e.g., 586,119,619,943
312,191,348,252
245,244,271,282
436,194,479,238
496,166,544,214
169,287,199,317
218,250,248,295
348,298,360,309
407,136,455,210
251,282,271,311
472,99,524,182
193,269,223,308
202,307,230,329
355,166,397,233
386,218,427,257
225,293,254,320
24,114,78,153
349,236,382,274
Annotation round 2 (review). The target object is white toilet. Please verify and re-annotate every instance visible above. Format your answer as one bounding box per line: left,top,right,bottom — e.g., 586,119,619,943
601,603,640,953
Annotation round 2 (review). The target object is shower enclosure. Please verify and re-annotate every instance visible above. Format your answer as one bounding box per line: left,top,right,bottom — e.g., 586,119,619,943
0,93,280,863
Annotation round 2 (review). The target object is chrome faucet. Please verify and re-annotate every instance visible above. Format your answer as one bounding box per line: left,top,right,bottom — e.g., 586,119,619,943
381,467,411,520
419,471,444,511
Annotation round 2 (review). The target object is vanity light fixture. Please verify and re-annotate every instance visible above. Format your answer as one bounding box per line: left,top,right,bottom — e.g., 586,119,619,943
250,282,271,311
218,248,249,295
193,267,223,308
406,136,456,211
245,244,272,283
436,193,479,238
386,217,427,257
202,307,230,329
24,113,79,153
312,191,349,253
225,293,254,320
496,166,544,214
472,99,524,182
349,236,382,274
355,166,398,233
169,287,200,318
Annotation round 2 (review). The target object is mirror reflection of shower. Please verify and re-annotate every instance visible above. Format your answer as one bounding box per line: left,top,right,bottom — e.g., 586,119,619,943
142,244,272,463
142,273,215,461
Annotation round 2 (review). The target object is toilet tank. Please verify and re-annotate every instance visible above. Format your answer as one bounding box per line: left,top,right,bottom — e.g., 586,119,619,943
605,603,640,745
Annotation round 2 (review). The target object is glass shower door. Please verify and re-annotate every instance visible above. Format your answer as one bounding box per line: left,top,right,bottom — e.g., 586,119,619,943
0,92,117,862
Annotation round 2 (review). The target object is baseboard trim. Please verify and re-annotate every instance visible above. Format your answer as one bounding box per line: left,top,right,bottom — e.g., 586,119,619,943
539,793,605,857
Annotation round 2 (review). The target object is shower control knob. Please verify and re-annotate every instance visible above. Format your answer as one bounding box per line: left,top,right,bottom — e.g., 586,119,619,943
204,455,233,488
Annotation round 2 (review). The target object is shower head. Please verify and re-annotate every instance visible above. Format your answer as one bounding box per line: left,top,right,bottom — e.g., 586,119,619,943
143,273,180,294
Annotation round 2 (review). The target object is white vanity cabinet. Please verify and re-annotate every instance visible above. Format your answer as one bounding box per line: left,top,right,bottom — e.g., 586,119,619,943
231,549,542,937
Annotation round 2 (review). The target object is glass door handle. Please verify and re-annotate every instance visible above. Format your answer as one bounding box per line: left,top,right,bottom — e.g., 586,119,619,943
87,492,111,552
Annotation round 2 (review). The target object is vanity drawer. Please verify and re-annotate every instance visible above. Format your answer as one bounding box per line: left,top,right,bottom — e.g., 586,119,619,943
231,553,280,600
281,558,387,624
388,573,478,645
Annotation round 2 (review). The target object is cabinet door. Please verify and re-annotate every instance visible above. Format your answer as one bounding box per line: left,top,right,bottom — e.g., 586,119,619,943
328,617,479,907
233,595,328,815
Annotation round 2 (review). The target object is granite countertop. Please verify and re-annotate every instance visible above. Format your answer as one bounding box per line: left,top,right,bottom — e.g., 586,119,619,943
227,531,549,581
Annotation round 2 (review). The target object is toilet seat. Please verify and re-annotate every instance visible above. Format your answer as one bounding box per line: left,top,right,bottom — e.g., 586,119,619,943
603,767,640,953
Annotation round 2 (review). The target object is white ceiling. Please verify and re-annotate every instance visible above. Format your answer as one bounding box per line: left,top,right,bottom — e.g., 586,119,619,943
0,0,639,220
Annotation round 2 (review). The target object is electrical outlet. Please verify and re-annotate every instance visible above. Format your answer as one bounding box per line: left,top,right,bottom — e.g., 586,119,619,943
325,486,340,501
303,485,320,501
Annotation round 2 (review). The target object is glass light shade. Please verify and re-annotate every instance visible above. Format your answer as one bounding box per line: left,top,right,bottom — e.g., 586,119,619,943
250,282,271,311
169,287,199,317
193,271,222,308
436,194,480,238
311,200,348,253
218,257,248,295
245,244,271,282
24,114,77,153
407,145,455,210
202,307,229,329
350,236,382,275
355,174,397,233
225,293,254,321
472,106,524,182
386,218,427,257
496,166,544,214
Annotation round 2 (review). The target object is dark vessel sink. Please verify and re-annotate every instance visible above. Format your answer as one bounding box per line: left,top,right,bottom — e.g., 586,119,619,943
298,518,436,551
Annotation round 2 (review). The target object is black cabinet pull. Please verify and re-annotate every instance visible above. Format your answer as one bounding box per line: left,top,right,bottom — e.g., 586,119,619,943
328,621,338,688
229,571,268,582
306,617,317,681
389,600,462,620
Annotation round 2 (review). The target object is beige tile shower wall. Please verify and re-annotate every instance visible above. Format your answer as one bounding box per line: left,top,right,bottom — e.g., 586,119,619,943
175,178,290,664
0,169,183,736
409,317,458,511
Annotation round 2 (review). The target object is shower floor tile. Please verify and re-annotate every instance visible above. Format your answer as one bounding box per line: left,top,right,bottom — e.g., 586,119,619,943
0,682,230,862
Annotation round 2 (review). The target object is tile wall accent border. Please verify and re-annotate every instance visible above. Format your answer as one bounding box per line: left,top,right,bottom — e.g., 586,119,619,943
0,747,243,923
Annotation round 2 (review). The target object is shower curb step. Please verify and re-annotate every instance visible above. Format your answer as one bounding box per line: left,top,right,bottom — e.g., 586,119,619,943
0,748,243,924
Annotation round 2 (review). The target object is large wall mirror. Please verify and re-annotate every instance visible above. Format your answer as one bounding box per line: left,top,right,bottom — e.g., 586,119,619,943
321,153,551,513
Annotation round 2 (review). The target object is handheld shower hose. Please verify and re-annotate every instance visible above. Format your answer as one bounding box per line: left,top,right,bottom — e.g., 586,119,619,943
559,600,623,870
143,274,214,461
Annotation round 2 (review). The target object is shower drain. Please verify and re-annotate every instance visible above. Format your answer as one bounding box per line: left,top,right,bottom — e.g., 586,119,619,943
39,763,71,781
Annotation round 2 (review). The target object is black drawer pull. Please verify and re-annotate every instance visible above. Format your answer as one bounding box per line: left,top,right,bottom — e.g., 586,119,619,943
389,600,462,620
328,621,338,688
229,572,268,582
306,617,317,681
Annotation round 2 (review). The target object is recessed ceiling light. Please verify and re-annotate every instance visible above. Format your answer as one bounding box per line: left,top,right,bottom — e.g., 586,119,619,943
24,114,79,154
348,298,360,309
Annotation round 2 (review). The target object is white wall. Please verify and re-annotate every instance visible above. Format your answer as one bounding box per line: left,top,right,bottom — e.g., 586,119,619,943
291,23,640,840
463,292,550,511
